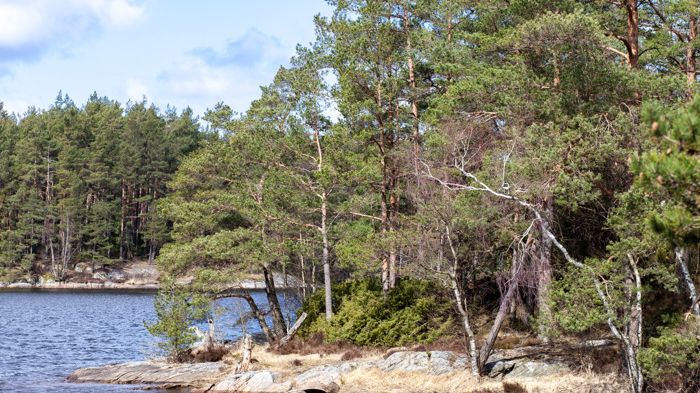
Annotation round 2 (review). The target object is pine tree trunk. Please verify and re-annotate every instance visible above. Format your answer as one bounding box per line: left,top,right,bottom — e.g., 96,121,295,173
223,291,274,342
311,260,317,294
477,247,523,372
119,182,127,260
377,82,391,298
380,156,390,296
536,196,554,341
321,194,332,320
625,0,640,69
403,3,420,174
235,335,253,373
299,233,307,300
263,266,288,339
388,177,399,289
686,15,697,97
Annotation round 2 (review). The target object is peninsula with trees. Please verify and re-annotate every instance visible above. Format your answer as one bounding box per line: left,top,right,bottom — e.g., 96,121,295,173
3,1,700,392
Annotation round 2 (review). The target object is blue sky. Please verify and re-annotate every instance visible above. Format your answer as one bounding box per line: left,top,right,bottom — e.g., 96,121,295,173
0,0,332,117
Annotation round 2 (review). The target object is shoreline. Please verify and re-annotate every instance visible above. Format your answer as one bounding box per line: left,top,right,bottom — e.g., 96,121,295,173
66,344,623,393
0,282,159,291
1,262,303,291
0,280,302,292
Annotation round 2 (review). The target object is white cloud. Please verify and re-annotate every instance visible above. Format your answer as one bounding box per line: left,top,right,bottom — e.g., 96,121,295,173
1,98,33,116
191,28,288,69
160,59,232,98
155,29,297,114
157,54,289,114
93,0,144,27
0,0,144,56
125,78,148,101
0,3,45,48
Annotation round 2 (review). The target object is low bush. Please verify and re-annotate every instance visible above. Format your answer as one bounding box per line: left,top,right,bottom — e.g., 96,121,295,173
638,316,700,392
299,278,454,347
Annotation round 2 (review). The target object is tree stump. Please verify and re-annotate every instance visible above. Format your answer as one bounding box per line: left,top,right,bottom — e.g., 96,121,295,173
235,334,253,373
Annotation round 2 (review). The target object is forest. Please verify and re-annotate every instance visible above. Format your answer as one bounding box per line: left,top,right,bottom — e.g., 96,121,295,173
2,1,700,392
0,94,203,280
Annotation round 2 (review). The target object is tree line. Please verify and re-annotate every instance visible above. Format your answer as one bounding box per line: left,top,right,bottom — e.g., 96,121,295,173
0,93,202,280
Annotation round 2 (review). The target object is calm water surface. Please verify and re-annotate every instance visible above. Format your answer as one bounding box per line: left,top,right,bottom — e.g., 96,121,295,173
0,290,299,392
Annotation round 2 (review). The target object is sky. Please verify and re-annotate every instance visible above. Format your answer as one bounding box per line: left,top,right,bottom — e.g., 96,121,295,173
0,0,332,118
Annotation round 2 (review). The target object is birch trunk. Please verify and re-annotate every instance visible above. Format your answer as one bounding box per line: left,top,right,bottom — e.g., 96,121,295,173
676,246,700,316
445,225,478,375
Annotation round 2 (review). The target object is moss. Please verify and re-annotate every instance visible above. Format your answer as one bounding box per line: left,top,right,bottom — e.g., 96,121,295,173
299,278,455,346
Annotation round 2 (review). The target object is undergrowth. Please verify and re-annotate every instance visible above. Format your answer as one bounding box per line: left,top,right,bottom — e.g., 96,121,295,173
298,278,455,347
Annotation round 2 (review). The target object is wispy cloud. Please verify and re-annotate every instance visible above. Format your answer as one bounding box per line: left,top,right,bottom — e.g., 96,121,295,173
158,59,232,98
0,0,145,62
156,28,295,113
190,28,288,68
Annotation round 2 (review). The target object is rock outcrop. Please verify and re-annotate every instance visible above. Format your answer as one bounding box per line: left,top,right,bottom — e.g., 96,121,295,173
377,350,469,375
208,370,293,392
68,348,573,392
484,356,570,378
67,360,226,387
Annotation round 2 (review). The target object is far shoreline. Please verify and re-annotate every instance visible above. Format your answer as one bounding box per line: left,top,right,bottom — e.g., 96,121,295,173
0,281,302,292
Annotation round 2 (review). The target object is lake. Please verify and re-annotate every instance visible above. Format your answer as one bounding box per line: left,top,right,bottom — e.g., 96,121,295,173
0,290,300,392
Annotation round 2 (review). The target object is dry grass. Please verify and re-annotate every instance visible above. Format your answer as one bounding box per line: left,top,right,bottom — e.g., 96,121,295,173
273,333,359,355
502,382,528,393
340,348,363,361
494,334,541,350
234,343,382,379
221,341,624,393
337,368,624,393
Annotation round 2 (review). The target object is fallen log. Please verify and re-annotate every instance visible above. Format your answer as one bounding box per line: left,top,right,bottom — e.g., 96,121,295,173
278,312,308,348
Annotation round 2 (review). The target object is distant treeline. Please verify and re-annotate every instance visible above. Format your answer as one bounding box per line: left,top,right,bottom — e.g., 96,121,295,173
0,93,204,280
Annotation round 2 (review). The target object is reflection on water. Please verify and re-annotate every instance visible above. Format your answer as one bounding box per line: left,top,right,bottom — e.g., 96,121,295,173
0,289,299,392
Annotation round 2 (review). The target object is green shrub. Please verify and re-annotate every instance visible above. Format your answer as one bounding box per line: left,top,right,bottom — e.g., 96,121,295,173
638,316,700,391
0,267,26,282
145,279,209,362
299,278,454,346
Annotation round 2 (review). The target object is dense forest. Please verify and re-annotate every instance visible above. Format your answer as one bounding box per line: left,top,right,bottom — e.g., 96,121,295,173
2,0,700,392
0,94,202,280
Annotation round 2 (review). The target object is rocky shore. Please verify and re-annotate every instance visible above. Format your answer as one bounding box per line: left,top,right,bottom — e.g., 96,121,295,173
68,345,622,393
0,260,301,291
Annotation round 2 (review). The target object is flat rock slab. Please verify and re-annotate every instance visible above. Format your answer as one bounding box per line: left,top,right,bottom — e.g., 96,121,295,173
378,351,470,375
485,356,570,378
208,369,340,393
209,370,293,392
68,360,226,386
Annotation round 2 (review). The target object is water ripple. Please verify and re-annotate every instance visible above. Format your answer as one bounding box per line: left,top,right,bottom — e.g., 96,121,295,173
0,290,299,392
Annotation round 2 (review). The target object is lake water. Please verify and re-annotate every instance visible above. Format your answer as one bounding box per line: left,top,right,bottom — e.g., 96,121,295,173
0,290,300,392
